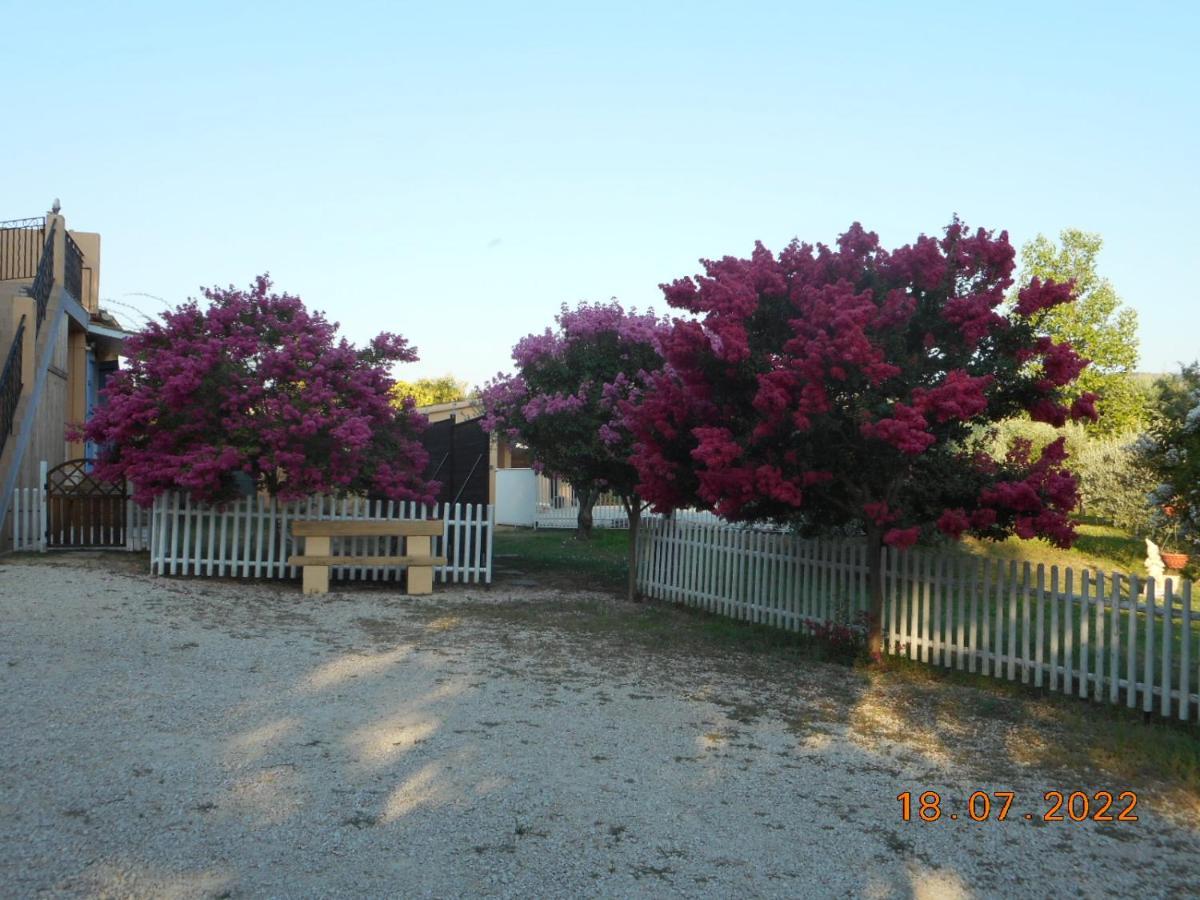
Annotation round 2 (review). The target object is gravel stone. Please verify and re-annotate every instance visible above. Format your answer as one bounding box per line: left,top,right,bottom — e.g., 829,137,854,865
0,560,1197,898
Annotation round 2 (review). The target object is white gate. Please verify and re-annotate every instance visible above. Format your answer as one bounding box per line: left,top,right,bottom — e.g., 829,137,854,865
496,468,536,526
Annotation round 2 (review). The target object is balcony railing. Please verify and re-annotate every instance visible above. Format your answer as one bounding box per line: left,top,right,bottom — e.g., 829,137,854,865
0,316,25,459
28,230,53,332
0,217,46,281
0,214,85,332
64,230,84,305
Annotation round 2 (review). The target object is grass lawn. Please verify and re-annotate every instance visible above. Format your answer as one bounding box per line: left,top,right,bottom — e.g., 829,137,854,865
962,515,1159,576
493,526,630,593
497,516,1164,594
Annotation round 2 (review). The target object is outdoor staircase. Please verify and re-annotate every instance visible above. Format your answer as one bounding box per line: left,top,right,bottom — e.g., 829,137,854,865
0,212,74,541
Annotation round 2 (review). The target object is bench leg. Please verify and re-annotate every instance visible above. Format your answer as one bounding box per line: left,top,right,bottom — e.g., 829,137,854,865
302,536,331,595
407,536,433,595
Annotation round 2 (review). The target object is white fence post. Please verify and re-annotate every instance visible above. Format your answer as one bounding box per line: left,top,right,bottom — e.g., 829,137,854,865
38,460,47,551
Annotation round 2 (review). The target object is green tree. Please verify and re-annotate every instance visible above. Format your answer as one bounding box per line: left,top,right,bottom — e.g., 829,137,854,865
1152,362,1200,424
1140,361,1200,554
392,375,469,407
480,301,667,600
1017,230,1144,435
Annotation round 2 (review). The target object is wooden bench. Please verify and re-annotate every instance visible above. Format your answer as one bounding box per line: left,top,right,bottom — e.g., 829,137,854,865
288,520,447,595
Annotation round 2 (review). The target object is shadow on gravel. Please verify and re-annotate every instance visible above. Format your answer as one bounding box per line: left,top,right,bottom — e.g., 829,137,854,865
3,560,1197,897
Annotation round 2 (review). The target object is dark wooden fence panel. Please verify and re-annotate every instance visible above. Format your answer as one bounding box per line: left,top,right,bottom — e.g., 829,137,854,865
45,459,127,548
420,417,489,507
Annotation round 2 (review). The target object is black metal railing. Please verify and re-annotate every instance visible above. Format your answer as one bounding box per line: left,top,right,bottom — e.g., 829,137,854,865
29,230,54,332
64,230,84,304
1,214,86,331
0,316,26,459
0,217,46,281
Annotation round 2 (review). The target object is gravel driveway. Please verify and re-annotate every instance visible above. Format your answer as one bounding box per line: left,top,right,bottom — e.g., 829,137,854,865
1,559,1197,898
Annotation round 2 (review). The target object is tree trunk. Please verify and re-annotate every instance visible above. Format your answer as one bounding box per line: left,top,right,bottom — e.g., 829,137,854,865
866,525,885,662
575,488,596,540
626,503,642,603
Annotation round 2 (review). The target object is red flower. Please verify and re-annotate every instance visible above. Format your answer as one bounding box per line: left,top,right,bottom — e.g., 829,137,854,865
936,508,970,539
1070,392,1099,422
1015,277,1075,316
884,527,921,549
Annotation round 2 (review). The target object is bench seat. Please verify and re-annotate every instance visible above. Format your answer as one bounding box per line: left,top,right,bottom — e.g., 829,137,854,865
287,554,447,567
290,518,443,595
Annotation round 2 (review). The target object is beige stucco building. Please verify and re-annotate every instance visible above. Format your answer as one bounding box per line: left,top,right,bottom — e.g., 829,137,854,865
0,204,128,543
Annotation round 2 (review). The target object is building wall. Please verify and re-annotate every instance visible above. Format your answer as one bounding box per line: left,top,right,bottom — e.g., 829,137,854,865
14,323,70,490
68,231,101,313
2,215,115,547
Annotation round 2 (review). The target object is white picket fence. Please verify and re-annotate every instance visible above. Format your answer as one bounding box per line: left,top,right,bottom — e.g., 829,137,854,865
533,477,724,530
536,475,624,528
637,518,1200,721
9,483,152,552
9,486,44,552
149,493,493,584
536,504,729,529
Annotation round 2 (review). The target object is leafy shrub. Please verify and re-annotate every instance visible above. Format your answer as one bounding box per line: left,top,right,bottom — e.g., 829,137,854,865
1072,434,1157,534
981,418,1089,463
804,610,870,664
983,419,1155,535
1138,367,1200,550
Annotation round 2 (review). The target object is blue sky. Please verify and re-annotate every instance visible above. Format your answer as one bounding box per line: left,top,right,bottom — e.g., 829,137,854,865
6,1,1197,387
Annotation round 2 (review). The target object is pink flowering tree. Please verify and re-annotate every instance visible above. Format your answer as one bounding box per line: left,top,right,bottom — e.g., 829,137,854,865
628,221,1098,658
481,301,667,598
81,275,436,507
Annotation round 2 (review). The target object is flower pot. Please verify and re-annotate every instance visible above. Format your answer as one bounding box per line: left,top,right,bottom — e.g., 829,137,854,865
1160,551,1189,571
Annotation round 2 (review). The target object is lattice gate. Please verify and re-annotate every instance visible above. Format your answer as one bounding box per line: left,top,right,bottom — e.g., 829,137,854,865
45,459,127,548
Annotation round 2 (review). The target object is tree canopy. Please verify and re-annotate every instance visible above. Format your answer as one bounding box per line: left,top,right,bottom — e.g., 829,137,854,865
628,221,1096,656
82,276,436,507
1017,229,1143,435
1139,361,1200,552
392,375,470,408
480,301,667,597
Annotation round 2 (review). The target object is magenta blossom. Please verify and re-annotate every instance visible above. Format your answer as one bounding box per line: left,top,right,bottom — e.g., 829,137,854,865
626,219,1092,656
80,275,436,506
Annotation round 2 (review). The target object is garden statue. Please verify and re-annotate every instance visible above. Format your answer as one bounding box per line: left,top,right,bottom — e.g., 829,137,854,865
1144,537,1165,584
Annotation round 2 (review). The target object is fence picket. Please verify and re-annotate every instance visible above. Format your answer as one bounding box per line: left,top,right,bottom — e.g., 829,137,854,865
757,529,768,622
1006,561,1018,682
724,525,734,624
1127,575,1139,708
1020,562,1032,684
953,555,965,670
1143,579,1156,714
202,502,214,576
1094,572,1106,702
717,525,728,618
1049,566,1062,692
239,496,252,578
1063,569,1075,695
13,489,21,550
1080,571,1091,699
930,553,943,667
1162,579,1174,718
1182,581,1193,721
